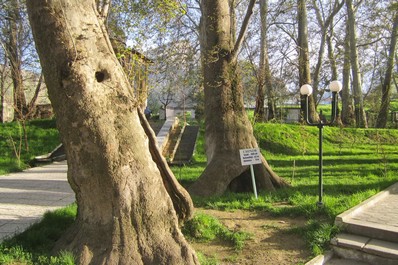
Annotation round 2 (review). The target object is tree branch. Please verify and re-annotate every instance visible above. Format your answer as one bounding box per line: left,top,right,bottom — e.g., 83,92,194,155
27,72,42,112
96,0,111,23
231,0,256,61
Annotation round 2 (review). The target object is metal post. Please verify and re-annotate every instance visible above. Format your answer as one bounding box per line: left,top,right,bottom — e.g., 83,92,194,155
317,124,324,207
250,164,258,199
301,88,339,207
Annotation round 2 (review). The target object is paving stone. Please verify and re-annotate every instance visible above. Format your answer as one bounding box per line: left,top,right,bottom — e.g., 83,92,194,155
325,258,371,265
351,193,398,228
0,161,74,242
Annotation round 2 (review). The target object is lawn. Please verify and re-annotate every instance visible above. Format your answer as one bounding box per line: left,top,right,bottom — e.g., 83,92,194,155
1,119,398,264
0,119,60,175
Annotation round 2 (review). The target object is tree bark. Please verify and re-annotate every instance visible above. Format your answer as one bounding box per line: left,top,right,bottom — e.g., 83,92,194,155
346,0,368,128
254,0,275,122
376,11,398,128
6,0,28,121
0,57,7,122
311,0,344,103
298,0,318,123
341,22,355,126
27,1,198,264
190,0,288,197
327,15,342,125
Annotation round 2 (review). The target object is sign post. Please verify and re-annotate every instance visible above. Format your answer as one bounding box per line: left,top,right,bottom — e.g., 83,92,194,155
239,148,262,199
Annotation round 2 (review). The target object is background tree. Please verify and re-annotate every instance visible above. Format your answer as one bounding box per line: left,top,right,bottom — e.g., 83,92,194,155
0,0,44,122
311,0,344,102
346,0,368,127
189,0,288,196
254,0,276,122
27,1,198,264
5,0,27,120
341,22,355,125
297,0,318,122
0,44,10,122
376,7,398,128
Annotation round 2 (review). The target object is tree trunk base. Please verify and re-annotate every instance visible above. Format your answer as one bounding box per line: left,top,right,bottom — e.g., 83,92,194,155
189,154,289,197
53,215,199,265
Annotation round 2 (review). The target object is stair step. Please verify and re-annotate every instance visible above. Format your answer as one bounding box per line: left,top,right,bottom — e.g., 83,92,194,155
331,233,398,264
171,125,199,165
338,219,398,243
330,233,370,250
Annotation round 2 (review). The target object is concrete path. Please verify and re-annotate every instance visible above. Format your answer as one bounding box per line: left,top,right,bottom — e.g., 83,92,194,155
0,161,74,242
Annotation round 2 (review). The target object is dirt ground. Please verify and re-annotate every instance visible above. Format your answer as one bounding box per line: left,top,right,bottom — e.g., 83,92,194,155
191,208,312,265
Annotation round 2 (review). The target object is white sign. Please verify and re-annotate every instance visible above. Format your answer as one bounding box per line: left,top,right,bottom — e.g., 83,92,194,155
239,148,262,166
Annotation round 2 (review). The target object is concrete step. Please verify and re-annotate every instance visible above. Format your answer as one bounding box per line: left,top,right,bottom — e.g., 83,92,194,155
171,125,199,165
336,218,398,244
330,233,398,265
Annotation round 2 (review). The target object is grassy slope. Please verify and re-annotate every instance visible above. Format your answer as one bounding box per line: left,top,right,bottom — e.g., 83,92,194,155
187,123,398,213
177,122,398,256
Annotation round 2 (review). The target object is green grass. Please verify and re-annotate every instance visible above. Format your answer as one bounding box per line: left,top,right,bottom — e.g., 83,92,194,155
1,120,398,261
0,119,60,174
174,123,398,255
0,204,76,264
182,213,251,251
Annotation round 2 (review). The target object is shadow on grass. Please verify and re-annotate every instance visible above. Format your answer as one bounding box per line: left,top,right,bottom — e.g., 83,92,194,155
269,157,398,168
1,204,76,257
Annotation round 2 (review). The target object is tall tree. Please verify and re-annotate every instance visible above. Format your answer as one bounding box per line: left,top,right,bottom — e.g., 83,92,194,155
341,22,355,126
254,0,276,122
5,0,27,120
346,0,367,128
189,0,288,196
0,49,8,122
376,9,398,128
311,0,344,101
297,0,318,122
26,1,198,264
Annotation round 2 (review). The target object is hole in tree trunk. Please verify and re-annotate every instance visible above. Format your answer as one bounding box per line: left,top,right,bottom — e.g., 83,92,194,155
228,169,254,193
95,71,106,82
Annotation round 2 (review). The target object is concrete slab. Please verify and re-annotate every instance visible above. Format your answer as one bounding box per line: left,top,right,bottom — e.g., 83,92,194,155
0,161,74,242
363,239,398,260
335,182,398,243
156,118,178,151
325,258,370,265
331,233,370,250
335,182,398,227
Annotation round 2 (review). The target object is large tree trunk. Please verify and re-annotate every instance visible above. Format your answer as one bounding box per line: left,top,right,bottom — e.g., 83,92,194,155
376,11,398,128
346,0,368,128
298,0,318,123
189,0,288,197
27,1,198,264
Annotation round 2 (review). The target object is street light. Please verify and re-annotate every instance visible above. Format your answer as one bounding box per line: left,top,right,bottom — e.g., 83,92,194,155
300,81,342,207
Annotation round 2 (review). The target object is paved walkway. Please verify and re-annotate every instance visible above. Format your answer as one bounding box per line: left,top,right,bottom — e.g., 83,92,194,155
0,161,74,242
347,183,398,229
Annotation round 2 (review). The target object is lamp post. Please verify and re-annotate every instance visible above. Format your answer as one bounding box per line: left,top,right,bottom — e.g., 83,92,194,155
300,81,342,207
